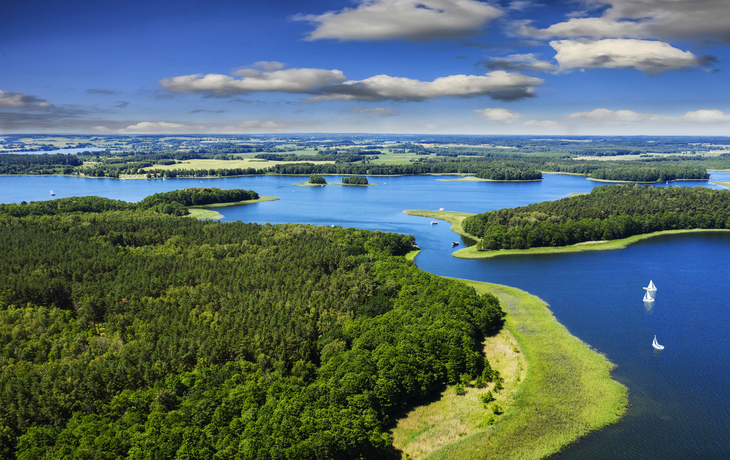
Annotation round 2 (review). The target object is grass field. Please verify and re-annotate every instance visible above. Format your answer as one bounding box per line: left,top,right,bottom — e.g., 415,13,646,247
403,210,474,239
392,280,627,460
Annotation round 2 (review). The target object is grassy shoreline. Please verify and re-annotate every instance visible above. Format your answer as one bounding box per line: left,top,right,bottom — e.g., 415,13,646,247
394,279,627,460
292,181,377,187
186,196,279,219
436,177,543,182
403,210,474,239
405,210,730,259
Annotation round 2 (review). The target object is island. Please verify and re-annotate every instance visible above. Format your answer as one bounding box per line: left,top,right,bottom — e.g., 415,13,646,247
408,184,730,259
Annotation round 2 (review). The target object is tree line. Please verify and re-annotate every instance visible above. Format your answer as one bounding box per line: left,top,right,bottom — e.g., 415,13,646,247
462,185,730,251
0,202,505,459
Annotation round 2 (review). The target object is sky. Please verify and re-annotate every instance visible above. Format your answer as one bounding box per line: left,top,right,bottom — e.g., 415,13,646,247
1,0,729,136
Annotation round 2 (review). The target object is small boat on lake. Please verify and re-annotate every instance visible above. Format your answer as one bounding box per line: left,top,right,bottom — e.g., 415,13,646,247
431,221,438,225
643,280,657,292
643,291,655,303
451,241,459,247
50,190,55,196
652,335,664,350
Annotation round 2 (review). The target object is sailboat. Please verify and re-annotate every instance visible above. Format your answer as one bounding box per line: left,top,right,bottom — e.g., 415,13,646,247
50,190,55,196
652,335,664,350
643,291,655,302
643,280,657,293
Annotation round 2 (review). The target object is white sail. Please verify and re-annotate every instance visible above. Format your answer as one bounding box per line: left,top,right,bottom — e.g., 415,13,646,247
652,335,664,350
643,280,657,292
643,291,655,302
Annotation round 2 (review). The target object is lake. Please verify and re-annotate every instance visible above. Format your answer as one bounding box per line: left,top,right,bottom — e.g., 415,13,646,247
1,172,730,459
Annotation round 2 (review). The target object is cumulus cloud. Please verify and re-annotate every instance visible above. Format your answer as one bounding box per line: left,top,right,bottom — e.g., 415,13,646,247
474,108,523,123
551,39,709,74
519,0,730,43
0,90,53,109
160,62,346,97
308,71,543,102
523,119,561,127
296,0,502,42
119,122,188,133
350,107,398,117
565,108,663,124
680,110,730,123
481,53,555,71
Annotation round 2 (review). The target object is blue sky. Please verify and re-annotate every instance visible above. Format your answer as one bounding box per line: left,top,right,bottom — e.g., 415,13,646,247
1,0,729,135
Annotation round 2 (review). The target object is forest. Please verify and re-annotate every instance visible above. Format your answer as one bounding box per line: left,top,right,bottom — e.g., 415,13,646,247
462,185,730,251
0,199,505,459
0,188,259,218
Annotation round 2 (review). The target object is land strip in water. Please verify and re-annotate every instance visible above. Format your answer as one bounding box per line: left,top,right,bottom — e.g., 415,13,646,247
392,279,628,460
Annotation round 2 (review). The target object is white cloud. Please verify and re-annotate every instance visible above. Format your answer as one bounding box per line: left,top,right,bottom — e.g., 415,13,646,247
474,108,523,123
160,63,346,97
680,110,730,123
566,108,663,124
0,90,52,109
296,0,503,42
309,71,543,102
523,119,561,127
119,122,188,133
551,39,706,74
520,0,730,43
350,107,399,117
482,53,555,72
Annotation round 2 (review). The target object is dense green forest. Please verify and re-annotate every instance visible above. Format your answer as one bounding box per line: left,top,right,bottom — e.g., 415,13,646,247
342,176,369,185
462,185,730,251
0,201,505,459
475,167,542,181
0,188,259,218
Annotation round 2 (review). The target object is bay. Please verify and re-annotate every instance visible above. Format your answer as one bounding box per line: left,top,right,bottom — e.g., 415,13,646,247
1,172,729,459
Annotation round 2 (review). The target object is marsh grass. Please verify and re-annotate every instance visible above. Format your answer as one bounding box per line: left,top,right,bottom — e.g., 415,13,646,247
407,280,627,460
403,210,474,239
392,329,526,459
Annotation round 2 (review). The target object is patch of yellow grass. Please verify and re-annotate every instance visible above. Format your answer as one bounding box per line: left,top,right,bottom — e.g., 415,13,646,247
403,210,475,239
415,280,627,460
392,329,526,459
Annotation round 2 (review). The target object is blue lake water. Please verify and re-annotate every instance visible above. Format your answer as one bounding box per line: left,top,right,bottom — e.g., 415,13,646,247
1,172,730,459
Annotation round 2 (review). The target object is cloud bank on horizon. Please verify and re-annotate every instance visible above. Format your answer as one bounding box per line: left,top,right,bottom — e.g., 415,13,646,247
1,0,728,135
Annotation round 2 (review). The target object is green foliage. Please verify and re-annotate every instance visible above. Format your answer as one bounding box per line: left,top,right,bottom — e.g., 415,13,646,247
463,185,730,251
342,176,369,185
308,174,326,184
454,384,466,396
0,209,505,459
479,391,495,404
475,167,542,181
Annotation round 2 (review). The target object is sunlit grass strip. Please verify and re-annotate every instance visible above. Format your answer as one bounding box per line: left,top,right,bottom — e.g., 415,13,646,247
711,181,730,188
403,210,475,239
405,249,420,262
186,196,279,220
421,280,627,460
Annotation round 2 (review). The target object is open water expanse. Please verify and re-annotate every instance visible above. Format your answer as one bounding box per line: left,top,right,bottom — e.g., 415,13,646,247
2,172,730,459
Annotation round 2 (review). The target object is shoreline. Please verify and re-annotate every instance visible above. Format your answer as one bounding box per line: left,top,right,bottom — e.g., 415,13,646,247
436,176,543,182
405,210,730,259
292,181,376,187
186,196,279,219
394,278,627,460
